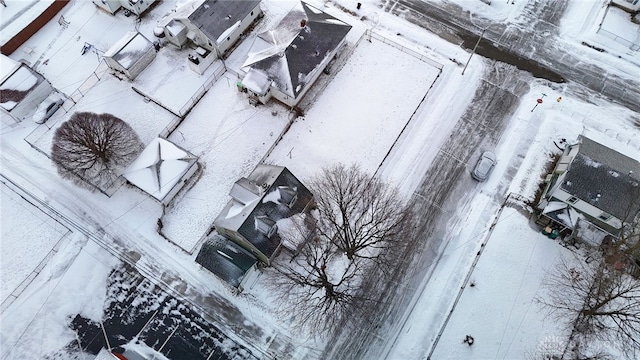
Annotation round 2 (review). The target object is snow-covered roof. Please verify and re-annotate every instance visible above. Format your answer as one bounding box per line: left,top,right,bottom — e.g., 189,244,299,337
241,1,351,98
0,60,43,111
188,0,260,44
0,55,21,83
123,138,197,202
214,164,313,261
559,135,640,222
104,32,154,70
241,68,271,95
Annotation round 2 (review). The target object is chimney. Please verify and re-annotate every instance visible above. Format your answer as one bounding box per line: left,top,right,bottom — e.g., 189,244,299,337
300,19,306,27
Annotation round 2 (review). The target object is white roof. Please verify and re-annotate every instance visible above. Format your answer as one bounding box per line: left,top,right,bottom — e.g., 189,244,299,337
242,68,271,95
104,32,153,70
123,138,197,201
0,54,21,83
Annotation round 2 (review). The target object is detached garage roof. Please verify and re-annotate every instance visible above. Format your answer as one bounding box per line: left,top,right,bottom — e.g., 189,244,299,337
123,138,197,202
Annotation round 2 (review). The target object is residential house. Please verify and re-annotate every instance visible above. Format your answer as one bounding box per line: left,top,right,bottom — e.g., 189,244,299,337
1,55,54,122
123,137,198,206
611,0,640,12
239,1,352,107
212,164,313,265
93,0,157,17
538,135,640,242
161,0,261,58
103,31,157,80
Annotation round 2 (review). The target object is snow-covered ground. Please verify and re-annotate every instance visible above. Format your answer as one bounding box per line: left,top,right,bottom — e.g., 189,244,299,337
1,0,640,359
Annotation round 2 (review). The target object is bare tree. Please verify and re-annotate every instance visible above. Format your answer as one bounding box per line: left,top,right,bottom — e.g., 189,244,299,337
269,164,414,335
52,112,143,191
538,253,640,359
310,163,412,260
270,214,373,335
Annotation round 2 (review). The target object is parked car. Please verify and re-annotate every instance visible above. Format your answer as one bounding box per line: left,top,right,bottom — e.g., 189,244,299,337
471,151,496,181
33,93,64,124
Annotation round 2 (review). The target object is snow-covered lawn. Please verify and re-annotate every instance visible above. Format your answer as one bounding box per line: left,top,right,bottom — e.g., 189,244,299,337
266,36,442,180
162,72,291,252
0,183,71,305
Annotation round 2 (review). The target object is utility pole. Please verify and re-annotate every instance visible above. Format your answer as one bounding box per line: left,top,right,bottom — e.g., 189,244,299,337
462,29,486,76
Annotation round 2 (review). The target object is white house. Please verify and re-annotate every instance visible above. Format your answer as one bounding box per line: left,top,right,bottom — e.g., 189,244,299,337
612,0,640,12
538,135,640,240
0,55,54,122
161,0,262,58
103,31,157,80
93,0,156,17
239,1,352,107
123,138,198,205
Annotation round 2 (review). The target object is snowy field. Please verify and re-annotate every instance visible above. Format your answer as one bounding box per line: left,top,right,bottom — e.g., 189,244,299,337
265,36,442,179
0,183,71,305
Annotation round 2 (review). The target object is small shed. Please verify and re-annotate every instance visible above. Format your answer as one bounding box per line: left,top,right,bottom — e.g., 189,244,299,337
123,138,198,205
0,54,54,122
103,31,156,80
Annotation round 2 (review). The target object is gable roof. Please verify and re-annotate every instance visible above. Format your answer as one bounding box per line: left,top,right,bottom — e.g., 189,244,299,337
241,1,351,98
104,31,154,70
215,164,313,260
560,136,640,222
188,0,261,45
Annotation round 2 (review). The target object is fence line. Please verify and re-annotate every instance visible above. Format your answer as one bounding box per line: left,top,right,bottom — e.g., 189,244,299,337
597,27,640,51
178,62,227,117
368,30,444,70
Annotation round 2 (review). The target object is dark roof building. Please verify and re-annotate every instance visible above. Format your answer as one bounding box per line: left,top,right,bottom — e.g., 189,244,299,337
241,1,351,106
188,0,261,45
195,234,258,288
540,135,640,238
213,164,313,265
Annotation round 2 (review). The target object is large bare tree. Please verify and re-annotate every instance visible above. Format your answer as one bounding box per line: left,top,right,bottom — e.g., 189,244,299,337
310,163,412,261
52,112,143,191
538,253,640,359
270,214,373,335
269,164,414,334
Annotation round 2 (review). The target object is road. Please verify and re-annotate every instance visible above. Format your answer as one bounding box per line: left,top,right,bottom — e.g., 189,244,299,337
324,0,640,358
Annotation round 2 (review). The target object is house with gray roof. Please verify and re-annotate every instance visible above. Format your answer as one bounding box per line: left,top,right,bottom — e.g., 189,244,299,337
538,135,640,239
161,0,262,58
211,164,313,265
239,1,352,107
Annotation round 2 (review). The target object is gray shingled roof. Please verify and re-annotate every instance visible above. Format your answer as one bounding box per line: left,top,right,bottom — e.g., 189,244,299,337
188,0,260,44
242,1,351,98
560,136,640,222
214,165,313,260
